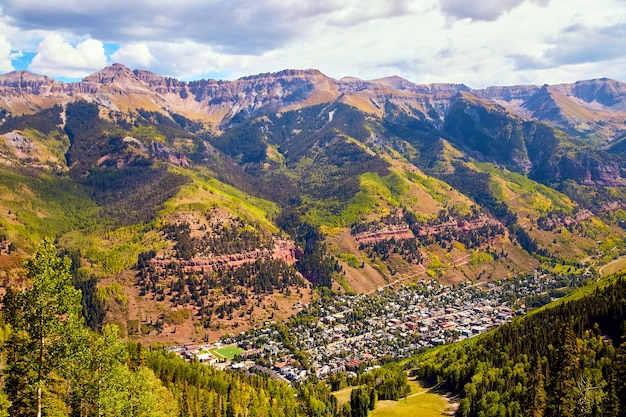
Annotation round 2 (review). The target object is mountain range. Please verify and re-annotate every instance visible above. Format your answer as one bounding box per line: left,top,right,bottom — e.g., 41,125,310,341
0,64,625,342
2,64,626,142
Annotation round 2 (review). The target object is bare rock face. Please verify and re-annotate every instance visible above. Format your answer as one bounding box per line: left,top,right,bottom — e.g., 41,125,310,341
133,69,189,97
151,141,190,167
193,69,336,112
474,85,540,103
1,65,625,141
82,63,136,85
571,78,626,108
2,130,35,157
0,71,58,94
523,85,565,122
530,151,626,187
580,156,626,187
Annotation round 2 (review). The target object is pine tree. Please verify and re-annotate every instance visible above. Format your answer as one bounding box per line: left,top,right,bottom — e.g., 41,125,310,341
349,387,371,417
527,354,547,417
546,326,579,417
602,368,619,417
614,340,626,417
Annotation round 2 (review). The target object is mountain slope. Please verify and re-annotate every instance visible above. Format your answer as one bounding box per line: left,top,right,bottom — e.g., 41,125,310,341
0,65,625,343
475,78,626,143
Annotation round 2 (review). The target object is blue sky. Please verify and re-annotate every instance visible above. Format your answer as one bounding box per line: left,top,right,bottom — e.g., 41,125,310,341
0,0,625,88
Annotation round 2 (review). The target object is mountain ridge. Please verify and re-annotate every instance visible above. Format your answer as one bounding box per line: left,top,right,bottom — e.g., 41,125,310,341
1,64,625,141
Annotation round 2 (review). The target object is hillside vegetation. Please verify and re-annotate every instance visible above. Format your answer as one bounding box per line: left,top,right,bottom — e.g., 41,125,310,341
0,69,624,344
0,240,303,417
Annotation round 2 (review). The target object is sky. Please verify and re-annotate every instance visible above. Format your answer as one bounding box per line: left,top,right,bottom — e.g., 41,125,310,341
0,0,625,88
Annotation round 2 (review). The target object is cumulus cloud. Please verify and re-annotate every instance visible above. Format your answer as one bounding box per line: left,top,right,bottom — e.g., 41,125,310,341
0,34,14,72
1,0,337,55
544,24,626,66
138,40,244,80
111,43,156,69
325,0,416,26
1,0,420,57
1,0,625,86
29,34,108,77
439,0,548,21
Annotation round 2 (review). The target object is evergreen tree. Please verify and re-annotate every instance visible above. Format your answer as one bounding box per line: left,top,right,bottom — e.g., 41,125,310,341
614,341,626,417
350,386,371,417
603,367,620,417
0,324,11,417
547,326,580,417
527,354,547,417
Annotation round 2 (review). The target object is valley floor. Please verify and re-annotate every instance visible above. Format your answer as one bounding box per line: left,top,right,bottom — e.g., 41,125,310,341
168,270,590,383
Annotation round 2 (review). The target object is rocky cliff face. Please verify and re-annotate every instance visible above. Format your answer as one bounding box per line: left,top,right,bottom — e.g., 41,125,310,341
569,78,626,108
0,64,625,181
476,79,626,142
1,64,625,142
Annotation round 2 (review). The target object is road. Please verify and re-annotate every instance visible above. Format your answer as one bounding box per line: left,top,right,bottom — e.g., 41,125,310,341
599,256,626,277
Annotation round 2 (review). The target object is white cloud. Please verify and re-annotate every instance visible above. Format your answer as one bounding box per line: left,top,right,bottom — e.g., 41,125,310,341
0,34,14,72
111,43,156,69
325,0,417,26
29,34,108,77
139,40,244,80
511,23,626,71
0,0,624,86
126,0,624,88
438,0,548,22
1,0,421,56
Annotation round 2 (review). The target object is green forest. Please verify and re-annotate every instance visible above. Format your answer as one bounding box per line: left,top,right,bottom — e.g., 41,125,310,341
414,273,626,417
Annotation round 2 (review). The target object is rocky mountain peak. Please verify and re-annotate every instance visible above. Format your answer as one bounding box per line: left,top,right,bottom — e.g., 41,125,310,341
474,84,541,102
241,68,328,81
0,65,624,142
372,77,470,95
0,70,57,92
370,75,413,90
82,63,138,85
133,69,169,84
571,78,626,107
337,76,371,92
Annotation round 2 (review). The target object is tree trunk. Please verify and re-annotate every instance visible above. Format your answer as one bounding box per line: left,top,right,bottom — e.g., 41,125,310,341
37,324,43,417
37,385,42,417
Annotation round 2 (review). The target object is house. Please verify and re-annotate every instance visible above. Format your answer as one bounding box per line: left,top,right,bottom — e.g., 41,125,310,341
197,352,214,363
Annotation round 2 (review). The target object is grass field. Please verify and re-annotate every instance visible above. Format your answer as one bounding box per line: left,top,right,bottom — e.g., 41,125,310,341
372,381,454,417
210,345,244,360
333,380,454,417
332,387,354,405
600,257,626,277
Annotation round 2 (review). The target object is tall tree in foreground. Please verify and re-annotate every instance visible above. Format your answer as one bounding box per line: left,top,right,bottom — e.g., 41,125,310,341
546,325,580,417
526,353,546,417
3,238,87,417
74,324,178,417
